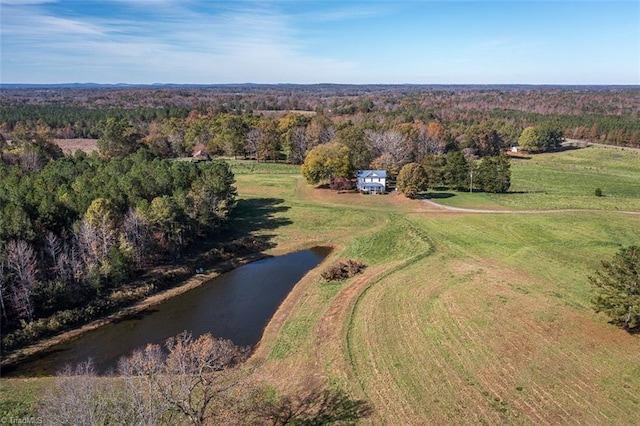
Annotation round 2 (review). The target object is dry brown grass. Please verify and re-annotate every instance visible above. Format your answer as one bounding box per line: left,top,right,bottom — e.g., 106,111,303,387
54,138,98,153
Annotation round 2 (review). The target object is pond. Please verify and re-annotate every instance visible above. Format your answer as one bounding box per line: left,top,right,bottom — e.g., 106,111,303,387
3,247,330,377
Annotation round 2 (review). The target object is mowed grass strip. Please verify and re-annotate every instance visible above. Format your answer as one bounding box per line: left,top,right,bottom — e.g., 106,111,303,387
414,212,640,311
347,211,640,424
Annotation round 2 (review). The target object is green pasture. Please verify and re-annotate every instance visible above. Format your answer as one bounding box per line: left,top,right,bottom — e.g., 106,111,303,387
228,154,640,424
432,147,640,211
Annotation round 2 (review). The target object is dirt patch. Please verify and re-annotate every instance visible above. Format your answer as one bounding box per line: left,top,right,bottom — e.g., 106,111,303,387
297,180,434,214
54,138,98,153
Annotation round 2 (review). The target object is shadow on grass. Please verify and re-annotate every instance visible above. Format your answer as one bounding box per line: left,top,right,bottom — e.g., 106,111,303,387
424,192,456,199
507,190,546,194
230,197,292,235
163,198,292,274
258,385,373,425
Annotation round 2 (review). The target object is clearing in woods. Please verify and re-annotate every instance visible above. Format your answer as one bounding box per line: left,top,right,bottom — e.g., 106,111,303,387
3,148,640,424
54,138,98,153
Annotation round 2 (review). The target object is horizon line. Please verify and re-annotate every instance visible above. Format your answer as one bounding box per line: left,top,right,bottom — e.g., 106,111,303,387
2,82,639,88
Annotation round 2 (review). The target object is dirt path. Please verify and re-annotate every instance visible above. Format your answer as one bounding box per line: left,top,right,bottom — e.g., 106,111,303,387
421,198,640,215
564,138,640,153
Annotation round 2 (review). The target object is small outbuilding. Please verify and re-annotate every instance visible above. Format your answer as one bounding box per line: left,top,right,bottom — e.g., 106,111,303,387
357,170,387,193
192,149,212,162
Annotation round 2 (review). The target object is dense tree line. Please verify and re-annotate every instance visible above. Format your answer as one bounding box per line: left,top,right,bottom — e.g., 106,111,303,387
2,85,638,150
0,104,189,139
76,104,513,195
0,146,236,349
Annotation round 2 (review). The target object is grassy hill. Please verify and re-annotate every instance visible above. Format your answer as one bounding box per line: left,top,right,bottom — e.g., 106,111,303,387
3,147,640,424
239,147,640,424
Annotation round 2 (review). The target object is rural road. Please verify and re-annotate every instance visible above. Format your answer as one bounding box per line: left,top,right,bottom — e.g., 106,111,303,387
421,198,640,215
421,198,575,214
564,138,640,153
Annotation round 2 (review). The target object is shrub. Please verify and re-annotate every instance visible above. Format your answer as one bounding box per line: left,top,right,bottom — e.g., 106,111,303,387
595,188,603,197
330,177,355,191
321,259,366,282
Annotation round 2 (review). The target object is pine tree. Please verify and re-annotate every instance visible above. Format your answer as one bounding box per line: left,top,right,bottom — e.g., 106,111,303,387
476,154,511,193
590,246,640,331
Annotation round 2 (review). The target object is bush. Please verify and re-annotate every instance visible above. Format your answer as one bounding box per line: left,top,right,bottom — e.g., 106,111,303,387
321,259,366,282
595,188,603,197
330,177,355,191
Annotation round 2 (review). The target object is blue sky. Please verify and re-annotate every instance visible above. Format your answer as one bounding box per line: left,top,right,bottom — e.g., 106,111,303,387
1,0,638,84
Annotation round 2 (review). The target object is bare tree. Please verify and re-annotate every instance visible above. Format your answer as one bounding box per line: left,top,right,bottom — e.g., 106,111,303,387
19,148,44,172
122,208,149,268
6,239,38,320
288,126,310,165
245,128,260,161
365,129,411,167
45,232,62,272
54,235,88,289
38,331,372,425
59,239,87,286
39,361,113,426
0,256,9,324
75,220,100,273
116,344,169,425
118,332,250,425
415,126,445,163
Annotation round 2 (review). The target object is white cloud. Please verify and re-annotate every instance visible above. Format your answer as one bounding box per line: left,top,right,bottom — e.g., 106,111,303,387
298,4,391,23
0,0,56,4
1,0,361,83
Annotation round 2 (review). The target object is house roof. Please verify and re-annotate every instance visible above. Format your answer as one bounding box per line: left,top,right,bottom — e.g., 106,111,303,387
357,170,387,178
193,149,209,157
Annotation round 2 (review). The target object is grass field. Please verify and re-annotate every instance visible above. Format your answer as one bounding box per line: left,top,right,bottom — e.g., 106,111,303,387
3,148,640,424
234,149,640,424
432,147,640,211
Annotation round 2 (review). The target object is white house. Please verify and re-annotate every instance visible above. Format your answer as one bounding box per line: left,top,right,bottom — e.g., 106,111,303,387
357,170,387,193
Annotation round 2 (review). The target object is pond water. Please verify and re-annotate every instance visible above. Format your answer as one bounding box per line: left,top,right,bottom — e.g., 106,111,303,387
3,247,330,377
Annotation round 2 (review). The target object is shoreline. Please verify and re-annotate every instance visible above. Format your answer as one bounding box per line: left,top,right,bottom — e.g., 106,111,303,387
0,251,269,373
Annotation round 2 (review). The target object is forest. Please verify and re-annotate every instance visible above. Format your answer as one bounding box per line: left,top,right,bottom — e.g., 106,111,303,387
1,84,639,149
0,142,236,350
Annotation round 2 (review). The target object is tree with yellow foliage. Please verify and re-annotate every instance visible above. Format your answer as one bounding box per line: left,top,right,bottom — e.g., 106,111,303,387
301,142,351,185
